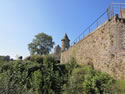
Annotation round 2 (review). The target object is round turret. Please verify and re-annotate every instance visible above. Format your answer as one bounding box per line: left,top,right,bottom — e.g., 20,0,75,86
61,34,70,51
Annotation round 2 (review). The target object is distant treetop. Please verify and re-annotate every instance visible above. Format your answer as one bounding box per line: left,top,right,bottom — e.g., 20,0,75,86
28,32,55,55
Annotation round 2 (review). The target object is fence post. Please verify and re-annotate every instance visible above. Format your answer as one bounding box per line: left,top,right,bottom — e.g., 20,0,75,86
89,27,90,33
120,4,122,18
107,7,110,20
111,3,114,17
96,20,98,27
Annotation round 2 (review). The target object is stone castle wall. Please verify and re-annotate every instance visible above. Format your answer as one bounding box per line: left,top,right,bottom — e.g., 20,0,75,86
61,15,125,79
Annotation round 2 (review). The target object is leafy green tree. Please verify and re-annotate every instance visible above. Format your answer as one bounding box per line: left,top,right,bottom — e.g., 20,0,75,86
28,33,55,55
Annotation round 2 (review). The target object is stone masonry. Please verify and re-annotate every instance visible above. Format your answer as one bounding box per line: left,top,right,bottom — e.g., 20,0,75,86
61,34,70,52
61,15,125,80
54,34,70,60
53,45,61,60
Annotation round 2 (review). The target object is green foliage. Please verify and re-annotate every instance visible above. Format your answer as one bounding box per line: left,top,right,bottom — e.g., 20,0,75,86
0,55,69,94
65,57,78,74
108,80,125,94
83,69,114,94
0,60,30,94
0,56,10,62
115,80,125,92
24,55,43,63
62,64,120,94
62,65,92,94
28,32,55,55
0,56,125,94
62,58,82,94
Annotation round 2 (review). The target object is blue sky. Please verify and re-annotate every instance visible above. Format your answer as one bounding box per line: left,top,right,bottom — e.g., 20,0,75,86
0,0,124,59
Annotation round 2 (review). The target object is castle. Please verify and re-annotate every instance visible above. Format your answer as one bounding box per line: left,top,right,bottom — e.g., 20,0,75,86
54,4,125,80
53,34,70,61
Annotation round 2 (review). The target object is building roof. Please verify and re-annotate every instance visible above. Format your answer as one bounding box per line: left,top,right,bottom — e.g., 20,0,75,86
61,34,70,41
55,45,61,49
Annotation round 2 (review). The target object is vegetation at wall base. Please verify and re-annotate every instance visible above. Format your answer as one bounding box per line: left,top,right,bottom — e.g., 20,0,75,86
0,56,125,94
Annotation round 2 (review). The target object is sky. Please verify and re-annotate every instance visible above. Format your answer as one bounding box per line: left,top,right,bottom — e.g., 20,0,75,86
0,0,124,59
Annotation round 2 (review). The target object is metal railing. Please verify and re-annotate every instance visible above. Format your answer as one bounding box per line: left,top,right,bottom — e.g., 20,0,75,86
71,3,125,46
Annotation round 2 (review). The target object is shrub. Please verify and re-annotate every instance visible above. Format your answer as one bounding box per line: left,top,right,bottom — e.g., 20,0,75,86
1,56,124,94
62,65,93,94
83,69,114,94
24,55,43,63
0,55,69,94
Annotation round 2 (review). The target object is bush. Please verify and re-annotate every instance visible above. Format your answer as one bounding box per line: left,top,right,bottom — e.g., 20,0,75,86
83,69,114,94
62,58,82,94
1,56,124,94
62,64,115,94
24,55,43,63
0,55,70,94
63,67,86,94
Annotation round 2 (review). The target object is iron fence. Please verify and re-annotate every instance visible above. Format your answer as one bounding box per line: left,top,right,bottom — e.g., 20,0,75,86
71,3,125,46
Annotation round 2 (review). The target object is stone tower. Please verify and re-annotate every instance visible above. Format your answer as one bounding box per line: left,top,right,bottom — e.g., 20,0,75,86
61,34,70,51
54,45,61,55
54,45,61,60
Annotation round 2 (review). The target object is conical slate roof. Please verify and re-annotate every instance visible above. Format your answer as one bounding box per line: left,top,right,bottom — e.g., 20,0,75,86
61,34,70,41
55,45,61,49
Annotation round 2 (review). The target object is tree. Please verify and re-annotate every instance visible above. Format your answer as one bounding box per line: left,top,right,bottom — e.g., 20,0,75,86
28,33,55,55
18,56,23,60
